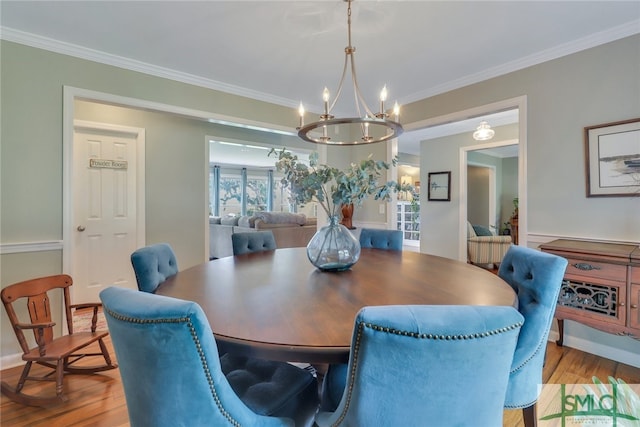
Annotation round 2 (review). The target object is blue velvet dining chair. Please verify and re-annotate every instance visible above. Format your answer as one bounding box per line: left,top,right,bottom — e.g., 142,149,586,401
358,228,403,251
232,230,277,255
498,245,568,427
130,243,178,293
100,287,318,427
316,305,524,427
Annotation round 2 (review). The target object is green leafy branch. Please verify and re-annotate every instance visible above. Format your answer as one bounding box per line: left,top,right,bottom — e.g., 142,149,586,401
269,148,413,218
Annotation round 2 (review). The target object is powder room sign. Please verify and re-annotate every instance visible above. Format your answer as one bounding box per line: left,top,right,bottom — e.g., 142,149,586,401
89,159,128,169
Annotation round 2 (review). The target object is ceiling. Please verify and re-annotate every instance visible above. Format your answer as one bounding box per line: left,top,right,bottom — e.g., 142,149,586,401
2,1,639,156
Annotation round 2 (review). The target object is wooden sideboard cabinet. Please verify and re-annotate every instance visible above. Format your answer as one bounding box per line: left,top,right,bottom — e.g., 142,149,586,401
539,239,640,345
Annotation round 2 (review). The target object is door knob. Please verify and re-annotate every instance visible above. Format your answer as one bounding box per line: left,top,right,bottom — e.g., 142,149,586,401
77,225,86,232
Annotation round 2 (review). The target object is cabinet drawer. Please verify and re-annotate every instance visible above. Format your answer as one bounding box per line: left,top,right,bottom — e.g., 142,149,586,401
564,258,626,282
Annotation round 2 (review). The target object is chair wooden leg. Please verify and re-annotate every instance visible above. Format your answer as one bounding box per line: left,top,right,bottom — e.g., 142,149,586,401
523,404,537,427
556,319,564,346
98,338,115,367
55,360,65,397
1,361,65,407
16,361,32,393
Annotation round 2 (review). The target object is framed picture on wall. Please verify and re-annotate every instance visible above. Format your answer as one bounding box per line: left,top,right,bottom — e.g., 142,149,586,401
428,171,451,201
585,118,640,197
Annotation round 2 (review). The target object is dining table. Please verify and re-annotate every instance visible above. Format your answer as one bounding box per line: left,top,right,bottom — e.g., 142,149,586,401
155,247,517,364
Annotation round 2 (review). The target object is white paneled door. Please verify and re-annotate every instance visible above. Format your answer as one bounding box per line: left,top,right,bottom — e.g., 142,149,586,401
72,122,144,303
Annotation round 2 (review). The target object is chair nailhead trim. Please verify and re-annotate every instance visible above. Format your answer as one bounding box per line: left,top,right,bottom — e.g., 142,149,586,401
329,319,524,427
104,307,243,427
362,321,523,340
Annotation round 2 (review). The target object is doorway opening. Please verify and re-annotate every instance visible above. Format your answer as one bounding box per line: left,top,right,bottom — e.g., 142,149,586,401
398,96,526,261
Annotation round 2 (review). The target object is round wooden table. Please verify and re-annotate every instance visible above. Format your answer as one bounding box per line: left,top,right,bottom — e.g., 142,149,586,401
156,247,517,364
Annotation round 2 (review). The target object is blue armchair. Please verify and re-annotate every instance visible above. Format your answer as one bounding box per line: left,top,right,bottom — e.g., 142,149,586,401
358,228,403,251
130,243,178,293
100,287,318,427
498,245,568,427
316,305,524,426
232,230,277,255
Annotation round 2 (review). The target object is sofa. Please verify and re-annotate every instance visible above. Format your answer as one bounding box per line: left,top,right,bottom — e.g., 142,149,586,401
209,212,317,259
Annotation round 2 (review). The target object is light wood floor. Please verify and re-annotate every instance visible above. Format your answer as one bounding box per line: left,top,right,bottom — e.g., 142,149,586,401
2,336,639,426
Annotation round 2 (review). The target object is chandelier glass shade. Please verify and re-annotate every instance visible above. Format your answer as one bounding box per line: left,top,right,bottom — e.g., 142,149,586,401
473,121,495,141
296,0,403,145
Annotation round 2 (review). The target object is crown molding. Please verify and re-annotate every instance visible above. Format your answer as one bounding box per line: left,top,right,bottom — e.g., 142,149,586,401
2,20,639,110
401,20,640,106
0,26,298,109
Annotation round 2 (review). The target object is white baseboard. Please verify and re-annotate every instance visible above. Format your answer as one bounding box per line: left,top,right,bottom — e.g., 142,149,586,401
548,330,640,368
0,353,24,371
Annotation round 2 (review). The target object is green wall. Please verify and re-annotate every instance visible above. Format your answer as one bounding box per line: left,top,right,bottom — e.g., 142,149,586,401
413,35,639,247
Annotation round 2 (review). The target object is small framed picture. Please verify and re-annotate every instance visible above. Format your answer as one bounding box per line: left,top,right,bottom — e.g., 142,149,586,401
585,118,640,197
428,171,451,201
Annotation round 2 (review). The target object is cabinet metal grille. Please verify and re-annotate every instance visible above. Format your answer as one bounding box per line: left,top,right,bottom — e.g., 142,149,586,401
557,279,618,317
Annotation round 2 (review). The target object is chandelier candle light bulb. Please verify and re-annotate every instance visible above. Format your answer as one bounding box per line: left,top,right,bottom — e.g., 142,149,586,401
322,87,331,118
363,121,371,142
379,85,387,115
298,103,305,129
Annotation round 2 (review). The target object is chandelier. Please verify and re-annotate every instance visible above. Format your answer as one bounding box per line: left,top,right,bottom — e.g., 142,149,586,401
473,121,495,141
296,0,403,145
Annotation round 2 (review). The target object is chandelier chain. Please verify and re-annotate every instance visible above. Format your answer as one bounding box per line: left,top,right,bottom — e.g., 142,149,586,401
347,0,352,49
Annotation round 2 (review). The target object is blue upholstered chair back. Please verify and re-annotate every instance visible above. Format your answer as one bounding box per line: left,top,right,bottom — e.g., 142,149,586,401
232,231,277,255
498,245,568,411
358,228,403,251
315,305,524,427
100,287,302,427
130,243,178,293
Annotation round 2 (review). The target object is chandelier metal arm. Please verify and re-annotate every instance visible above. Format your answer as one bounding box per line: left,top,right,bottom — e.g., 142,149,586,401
328,51,350,115
349,52,376,118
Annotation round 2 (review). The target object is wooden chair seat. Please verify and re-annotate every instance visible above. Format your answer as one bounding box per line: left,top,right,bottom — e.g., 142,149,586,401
1,274,117,407
22,331,109,361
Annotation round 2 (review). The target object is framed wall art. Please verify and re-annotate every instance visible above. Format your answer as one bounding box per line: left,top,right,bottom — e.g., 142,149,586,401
427,171,451,201
585,118,640,197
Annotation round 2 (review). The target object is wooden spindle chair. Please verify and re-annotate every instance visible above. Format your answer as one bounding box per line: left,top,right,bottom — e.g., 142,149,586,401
1,274,117,406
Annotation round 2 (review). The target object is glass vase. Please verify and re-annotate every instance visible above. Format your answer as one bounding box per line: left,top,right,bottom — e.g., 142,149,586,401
307,215,361,272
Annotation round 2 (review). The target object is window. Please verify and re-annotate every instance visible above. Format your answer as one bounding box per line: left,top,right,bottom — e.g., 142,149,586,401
210,167,275,217
208,139,317,218
219,173,243,216
246,172,270,215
